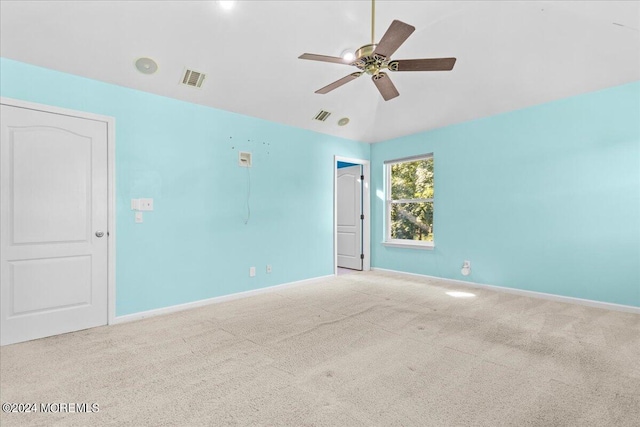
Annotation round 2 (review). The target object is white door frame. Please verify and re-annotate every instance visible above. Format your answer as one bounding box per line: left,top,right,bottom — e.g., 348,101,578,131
0,97,117,326
334,156,370,275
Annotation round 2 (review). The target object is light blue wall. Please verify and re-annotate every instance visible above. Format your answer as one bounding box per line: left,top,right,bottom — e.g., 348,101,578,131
371,81,640,307
0,58,370,316
2,58,638,311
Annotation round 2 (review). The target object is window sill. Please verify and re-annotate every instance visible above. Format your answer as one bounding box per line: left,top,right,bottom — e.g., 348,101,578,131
382,241,434,250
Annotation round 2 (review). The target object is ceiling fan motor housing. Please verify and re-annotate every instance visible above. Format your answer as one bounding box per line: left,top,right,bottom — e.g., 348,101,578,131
355,44,377,59
354,43,391,75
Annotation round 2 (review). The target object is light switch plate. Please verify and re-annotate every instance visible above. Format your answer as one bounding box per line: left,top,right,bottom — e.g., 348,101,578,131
135,212,143,223
139,198,154,211
131,199,140,210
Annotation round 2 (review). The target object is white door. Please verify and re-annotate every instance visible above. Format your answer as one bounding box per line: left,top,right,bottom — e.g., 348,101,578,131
0,104,108,345
337,165,363,270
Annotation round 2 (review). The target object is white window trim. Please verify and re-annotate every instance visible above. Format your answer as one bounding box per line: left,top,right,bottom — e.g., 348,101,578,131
384,154,434,249
382,240,434,250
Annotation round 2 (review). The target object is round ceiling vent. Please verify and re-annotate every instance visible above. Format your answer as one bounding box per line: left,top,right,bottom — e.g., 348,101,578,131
135,57,158,75
338,117,350,126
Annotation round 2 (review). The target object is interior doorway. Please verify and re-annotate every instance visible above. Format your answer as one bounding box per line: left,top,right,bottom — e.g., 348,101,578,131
334,156,370,275
0,98,116,345
337,163,363,270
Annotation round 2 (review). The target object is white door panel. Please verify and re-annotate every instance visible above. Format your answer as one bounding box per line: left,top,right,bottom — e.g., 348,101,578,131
11,128,91,244
10,256,92,315
337,174,356,225
1,105,108,345
337,165,362,270
337,231,356,256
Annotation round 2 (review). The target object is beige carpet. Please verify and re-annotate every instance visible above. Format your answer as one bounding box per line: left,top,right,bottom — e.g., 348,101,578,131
1,271,639,426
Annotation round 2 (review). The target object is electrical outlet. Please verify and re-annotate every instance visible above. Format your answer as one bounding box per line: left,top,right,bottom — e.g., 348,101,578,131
461,260,471,277
135,212,143,223
266,265,272,273
249,267,256,277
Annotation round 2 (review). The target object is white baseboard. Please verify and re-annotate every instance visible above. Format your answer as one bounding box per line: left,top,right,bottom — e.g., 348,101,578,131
371,268,640,314
111,275,334,325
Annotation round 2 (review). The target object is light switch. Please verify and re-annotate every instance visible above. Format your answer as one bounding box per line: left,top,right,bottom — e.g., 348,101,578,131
139,198,154,211
132,198,153,211
135,212,143,223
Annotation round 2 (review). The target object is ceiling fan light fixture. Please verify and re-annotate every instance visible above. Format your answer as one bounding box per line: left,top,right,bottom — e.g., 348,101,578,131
341,49,355,62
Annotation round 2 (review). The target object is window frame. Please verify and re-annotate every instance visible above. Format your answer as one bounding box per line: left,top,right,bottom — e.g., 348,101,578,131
384,154,435,250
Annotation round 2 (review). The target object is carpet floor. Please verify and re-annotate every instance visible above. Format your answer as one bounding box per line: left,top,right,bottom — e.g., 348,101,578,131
1,271,639,426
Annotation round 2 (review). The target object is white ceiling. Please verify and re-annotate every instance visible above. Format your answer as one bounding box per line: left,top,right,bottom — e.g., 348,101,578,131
1,1,638,143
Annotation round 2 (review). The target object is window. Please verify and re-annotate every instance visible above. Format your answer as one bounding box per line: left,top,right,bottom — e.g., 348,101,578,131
385,154,434,248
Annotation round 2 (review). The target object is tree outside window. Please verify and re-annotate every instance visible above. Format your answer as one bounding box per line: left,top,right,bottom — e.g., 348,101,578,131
386,155,434,244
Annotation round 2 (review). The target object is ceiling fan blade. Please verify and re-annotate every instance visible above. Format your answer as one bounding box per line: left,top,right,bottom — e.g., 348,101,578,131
373,20,415,58
315,72,363,94
388,58,457,72
372,72,399,101
388,58,456,71
299,53,353,65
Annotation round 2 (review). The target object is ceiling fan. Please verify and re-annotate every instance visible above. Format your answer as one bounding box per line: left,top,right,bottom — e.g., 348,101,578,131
298,0,456,101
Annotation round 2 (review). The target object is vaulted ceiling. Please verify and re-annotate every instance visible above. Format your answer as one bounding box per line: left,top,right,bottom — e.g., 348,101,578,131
1,1,638,142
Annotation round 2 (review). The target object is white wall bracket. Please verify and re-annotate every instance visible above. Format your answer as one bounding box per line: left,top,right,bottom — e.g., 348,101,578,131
239,151,252,167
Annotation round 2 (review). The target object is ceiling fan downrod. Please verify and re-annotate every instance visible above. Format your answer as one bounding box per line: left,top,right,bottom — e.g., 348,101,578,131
371,0,375,45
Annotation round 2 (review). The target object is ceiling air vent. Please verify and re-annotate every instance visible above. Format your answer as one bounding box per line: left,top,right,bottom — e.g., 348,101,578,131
313,110,332,122
181,69,206,88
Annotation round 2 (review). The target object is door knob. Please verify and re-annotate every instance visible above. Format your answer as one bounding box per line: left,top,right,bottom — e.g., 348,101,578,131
95,231,105,238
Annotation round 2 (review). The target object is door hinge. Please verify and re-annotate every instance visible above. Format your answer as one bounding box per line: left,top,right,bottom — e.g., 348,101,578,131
360,214,364,220
360,254,364,260
360,175,364,180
